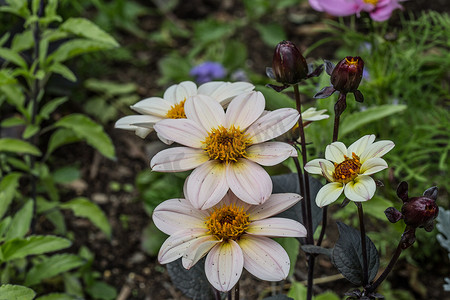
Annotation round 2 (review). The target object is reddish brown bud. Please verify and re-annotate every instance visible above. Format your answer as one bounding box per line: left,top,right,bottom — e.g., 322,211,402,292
401,196,439,230
272,41,308,84
330,56,364,93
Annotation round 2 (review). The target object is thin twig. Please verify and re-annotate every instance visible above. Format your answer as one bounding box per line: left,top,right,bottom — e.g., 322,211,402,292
356,202,369,287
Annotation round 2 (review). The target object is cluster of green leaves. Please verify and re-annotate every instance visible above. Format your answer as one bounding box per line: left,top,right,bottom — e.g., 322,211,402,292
0,0,119,298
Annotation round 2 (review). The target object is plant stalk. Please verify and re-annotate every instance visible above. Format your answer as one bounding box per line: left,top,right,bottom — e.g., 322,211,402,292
293,156,307,231
356,202,369,287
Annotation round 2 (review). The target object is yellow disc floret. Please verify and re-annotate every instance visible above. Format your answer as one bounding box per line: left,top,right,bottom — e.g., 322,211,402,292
333,152,362,184
166,99,186,119
203,125,252,163
206,204,250,241
363,0,378,5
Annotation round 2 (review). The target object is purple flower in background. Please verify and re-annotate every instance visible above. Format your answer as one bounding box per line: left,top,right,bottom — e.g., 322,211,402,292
190,61,226,84
309,0,404,22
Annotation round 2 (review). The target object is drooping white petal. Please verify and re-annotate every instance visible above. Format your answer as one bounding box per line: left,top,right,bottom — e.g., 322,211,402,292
245,108,299,144
315,182,344,207
152,198,209,235
205,240,244,292
246,218,307,237
226,159,272,205
360,157,388,175
324,141,347,163
225,91,264,130
182,235,221,269
319,161,335,182
302,107,329,121
153,119,207,148
359,140,395,162
304,158,334,175
135,127,153,138
115,115,162,130
246,193,302,221
158,228,208,264
150,147,209,172
156,132,174,145
246,142,297,166
185,160,228,210
184,95,225,132
131,97,172,117
198,81,255,106
347,134,376,157
238,235,289,281
344,175,376,202
163,81,197,105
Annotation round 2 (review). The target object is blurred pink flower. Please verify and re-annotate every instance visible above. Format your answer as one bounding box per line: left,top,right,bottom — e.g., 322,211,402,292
309,0,404,22
153,191,307,292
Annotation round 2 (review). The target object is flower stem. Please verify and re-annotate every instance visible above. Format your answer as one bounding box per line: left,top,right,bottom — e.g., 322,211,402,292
356,202,369,287
293,156,307,232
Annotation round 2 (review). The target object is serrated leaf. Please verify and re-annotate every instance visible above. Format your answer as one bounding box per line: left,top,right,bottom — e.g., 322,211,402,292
0,48,27,68
85,281,117,300
0,138,41,156
5,200,33,241
25,254,85,286
0,284,35,300
340,104,407,137
54,114,115,159
60,197,111,238
46,128,81,158
332,222,379,286
0,172,21,219
167,258,212,300
47,39,117,63
60,18,119,47
36,293,76,300
1,235,71,262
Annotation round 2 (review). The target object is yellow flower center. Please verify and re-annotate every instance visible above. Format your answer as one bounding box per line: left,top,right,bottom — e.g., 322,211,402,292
363,0,378,5
345,57,359,66
205,204,250,241
165,99,186,119
333,152,362,184
203,125,252,163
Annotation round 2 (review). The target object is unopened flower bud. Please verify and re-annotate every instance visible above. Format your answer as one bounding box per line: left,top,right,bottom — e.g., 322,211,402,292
272,41,308,84
402,196,439,231
331,56,364,93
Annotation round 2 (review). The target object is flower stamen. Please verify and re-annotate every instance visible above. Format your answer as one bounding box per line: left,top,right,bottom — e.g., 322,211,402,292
166,99,186,119
333,152,362,183
345,57,359,66
205,204,250,240
203,125,252,163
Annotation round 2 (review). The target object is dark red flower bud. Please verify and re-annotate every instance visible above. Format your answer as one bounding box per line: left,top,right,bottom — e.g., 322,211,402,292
401,196,439,231
330,56,364,93
272,41,308,84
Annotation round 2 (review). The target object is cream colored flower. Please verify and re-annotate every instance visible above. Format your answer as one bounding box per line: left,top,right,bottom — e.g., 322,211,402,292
304,135,394,207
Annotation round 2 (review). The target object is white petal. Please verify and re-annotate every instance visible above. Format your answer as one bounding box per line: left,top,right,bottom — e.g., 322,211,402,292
245,108,299,144
184,95,225,132
325,141,347,163
182,235,221,269
115,115,162,130
131,97,172,117
158,228,208,264
225,91,264,130
163,81,197,104
247,218,307,238
205,240,243,292
198,81,255,106
152,198,209,235
156,132,174,145
246,193,302,221
344,175,376,202
135,128,153,138
319,161,335,182
238,235,289,281
360,140,395,162
185,160,229,210
226,159,272,205
302,107,329,121
315,182,344,207
304,158,333,175
246,142,297,166
221,190,252,212
360,157,388,175
150,147,209,172
153,119,207,148
348,134,376,157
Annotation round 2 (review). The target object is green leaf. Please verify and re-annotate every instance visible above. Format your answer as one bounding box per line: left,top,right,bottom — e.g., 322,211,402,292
25,254,85,286
0,284,35,300
46,128,81,158
257,85,295,110
48,63,77,82
5,200,33,241
36,294,76,300
39,97,68,120
0,48,27,68
0,138,41,156
0,116,25,127
22,124,40,139
1,235,71,262
287,281,307,300
52,166,81,184
0,217,12,240
84,79,137,95
254,23,287,47
141,223,167,257
314,291,340,300
60,197,111,238
0,172,21,219
47,39,118,63
60,18,119,47
85,281,117,300
11,31,33,52
340,104,407,137
0,0,30,18
275,237,299,277
54,114,115,159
